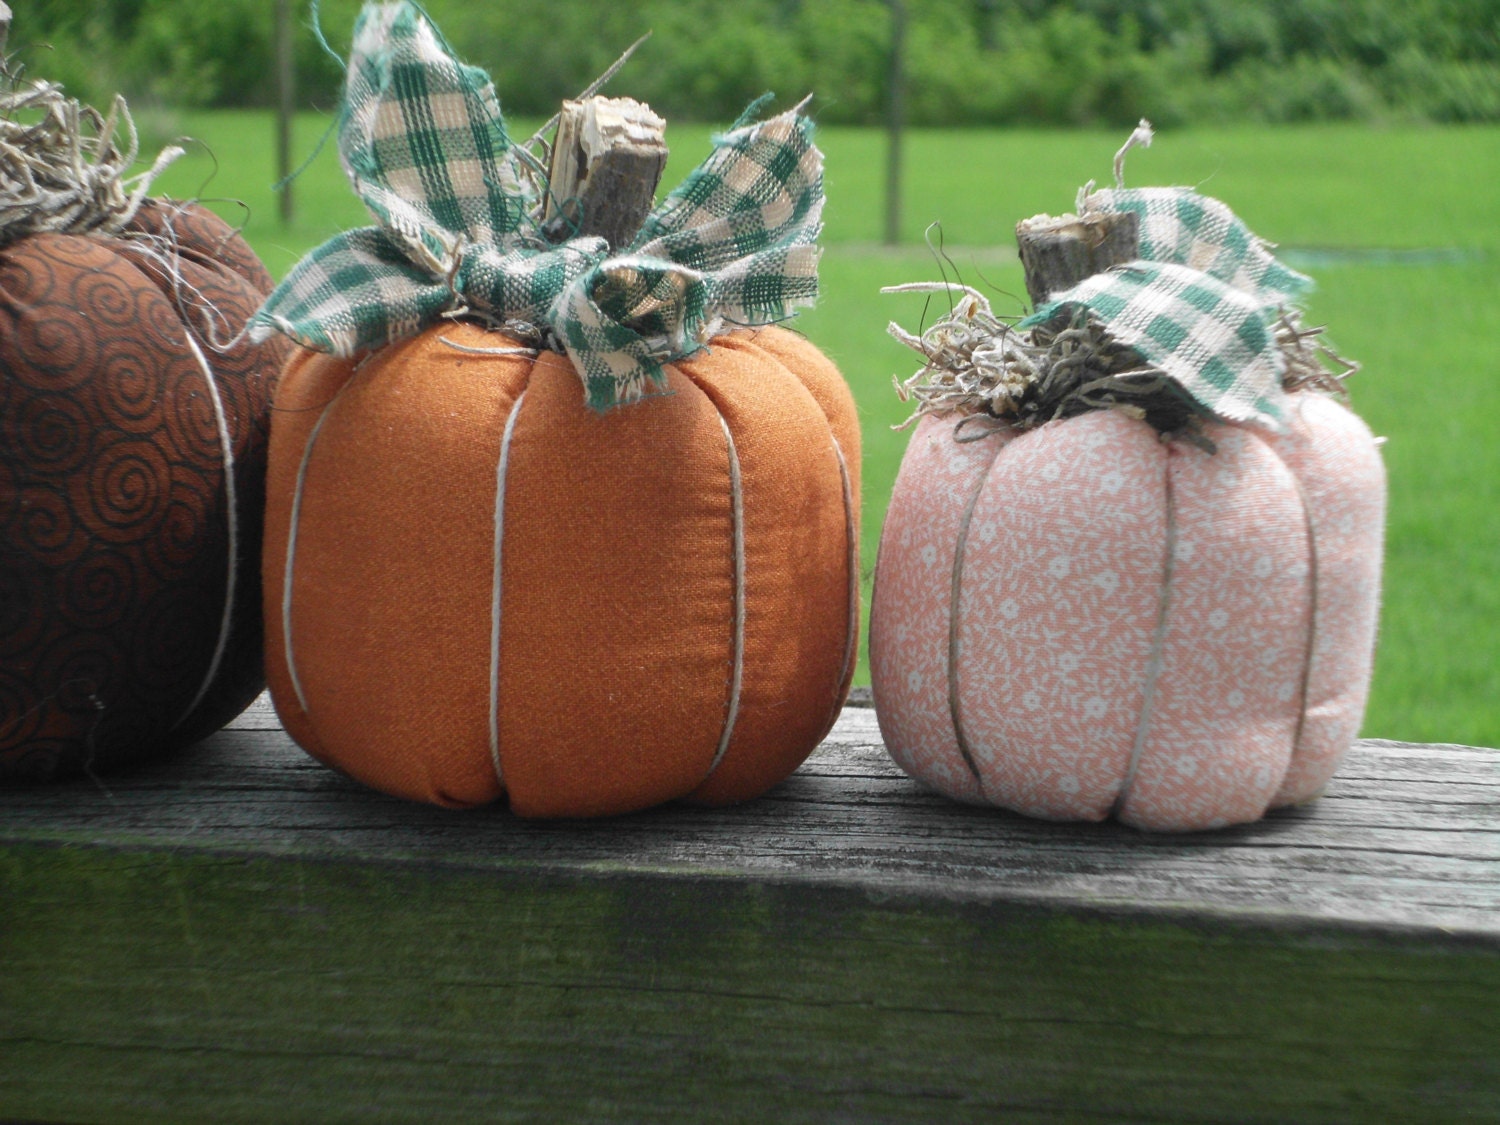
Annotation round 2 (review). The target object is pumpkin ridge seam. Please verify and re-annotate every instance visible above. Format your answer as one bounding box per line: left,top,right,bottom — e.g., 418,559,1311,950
947,444,1000,792
700,407,745,784
825,434,859,736
167,325,239,734
487,384,531,794
281,378,354,722
1250,423,1322,807
1114,444,1177,821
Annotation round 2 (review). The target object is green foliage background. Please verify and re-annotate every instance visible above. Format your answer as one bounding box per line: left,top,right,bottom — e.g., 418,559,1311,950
11,0,1500,127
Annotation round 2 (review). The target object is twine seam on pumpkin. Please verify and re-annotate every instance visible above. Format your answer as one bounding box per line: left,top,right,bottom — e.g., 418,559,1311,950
947,435,1001,791
488,388,529,790
704,408,746,781
832,435,859,710
282,395,343,717
810,433,860,745
168,326,238,732
1115,447,1177,819
1282,447,1322,798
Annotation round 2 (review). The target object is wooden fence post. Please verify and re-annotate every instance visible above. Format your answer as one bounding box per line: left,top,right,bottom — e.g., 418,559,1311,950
275,0,295,225
885,0,906,246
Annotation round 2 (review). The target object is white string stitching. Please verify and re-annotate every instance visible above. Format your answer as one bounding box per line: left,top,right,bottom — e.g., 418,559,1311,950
1282,458,1322,796
830,435,859,708
168,326,238,731
488,389,529,788
947,443,1000,791
703,408,746,780
281,395,342,716
1114,449,1177,819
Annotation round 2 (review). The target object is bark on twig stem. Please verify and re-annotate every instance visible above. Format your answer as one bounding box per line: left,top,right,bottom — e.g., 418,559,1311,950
1015,210,1140,308
544,96,667,251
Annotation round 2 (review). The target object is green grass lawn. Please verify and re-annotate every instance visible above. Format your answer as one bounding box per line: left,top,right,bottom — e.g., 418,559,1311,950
151,111,1500,747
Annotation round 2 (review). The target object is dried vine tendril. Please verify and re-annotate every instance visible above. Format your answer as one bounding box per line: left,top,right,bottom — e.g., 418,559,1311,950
0,53,183,247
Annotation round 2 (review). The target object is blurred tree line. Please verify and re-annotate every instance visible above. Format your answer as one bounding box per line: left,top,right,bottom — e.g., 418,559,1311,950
10,0,1499,126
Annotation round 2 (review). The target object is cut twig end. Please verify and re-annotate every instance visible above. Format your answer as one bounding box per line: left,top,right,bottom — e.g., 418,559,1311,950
543,95,667,250
1015,209,1140,308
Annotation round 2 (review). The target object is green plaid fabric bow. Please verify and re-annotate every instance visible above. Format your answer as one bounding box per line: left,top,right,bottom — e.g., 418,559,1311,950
251,2,823,410
1023,187,1312,429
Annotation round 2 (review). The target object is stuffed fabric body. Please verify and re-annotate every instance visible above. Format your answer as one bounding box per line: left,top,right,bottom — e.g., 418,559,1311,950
1,202,289,779
263,324,859,816
869,394,1384,831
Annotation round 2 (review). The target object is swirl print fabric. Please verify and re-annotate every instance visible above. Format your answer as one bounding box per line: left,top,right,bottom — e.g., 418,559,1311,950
0,203,287,780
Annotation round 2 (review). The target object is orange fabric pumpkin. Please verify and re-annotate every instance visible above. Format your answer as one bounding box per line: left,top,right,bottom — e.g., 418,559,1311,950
262,323,859,815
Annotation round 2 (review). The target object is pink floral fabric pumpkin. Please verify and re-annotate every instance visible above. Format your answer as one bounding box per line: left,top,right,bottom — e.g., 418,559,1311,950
870,172,1386,831
870,396,1384,831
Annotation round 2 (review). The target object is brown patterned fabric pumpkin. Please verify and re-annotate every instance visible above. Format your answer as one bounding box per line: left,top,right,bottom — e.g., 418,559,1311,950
0,74,289,779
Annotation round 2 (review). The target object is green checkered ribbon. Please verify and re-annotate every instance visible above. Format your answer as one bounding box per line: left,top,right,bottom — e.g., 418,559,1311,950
1086,187,1311,307
1022,187,1312,429
250,2,823,410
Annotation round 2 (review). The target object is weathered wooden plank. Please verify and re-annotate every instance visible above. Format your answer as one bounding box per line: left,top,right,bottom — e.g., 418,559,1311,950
4,698,1496,934
2,697,1497,1122
2,841,1498,1124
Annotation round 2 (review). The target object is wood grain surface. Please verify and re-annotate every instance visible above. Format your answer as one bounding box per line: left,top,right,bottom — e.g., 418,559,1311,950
2,697,1497,1122
5,695,1497,934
